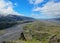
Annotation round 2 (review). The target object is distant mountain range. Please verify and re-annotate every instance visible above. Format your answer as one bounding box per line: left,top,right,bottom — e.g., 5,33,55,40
40,18,60,25
0,14,35,22
37,17,60,26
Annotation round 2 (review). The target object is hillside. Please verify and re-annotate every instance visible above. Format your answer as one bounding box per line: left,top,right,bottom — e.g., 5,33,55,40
0,15,35,30
0,16,60,43
4,21,60,43
23,21,60,43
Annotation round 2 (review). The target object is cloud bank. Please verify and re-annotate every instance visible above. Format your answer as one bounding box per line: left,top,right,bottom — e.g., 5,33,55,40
29,0,60,18
0,0,22,16
29,0,43,5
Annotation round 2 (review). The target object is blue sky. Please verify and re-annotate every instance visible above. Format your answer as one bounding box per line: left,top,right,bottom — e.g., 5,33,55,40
0,0,60,19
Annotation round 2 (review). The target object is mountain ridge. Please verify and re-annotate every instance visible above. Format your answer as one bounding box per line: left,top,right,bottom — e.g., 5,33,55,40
0,14,35,22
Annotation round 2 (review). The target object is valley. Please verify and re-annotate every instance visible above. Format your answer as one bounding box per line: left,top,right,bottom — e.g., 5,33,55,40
0,15,60,43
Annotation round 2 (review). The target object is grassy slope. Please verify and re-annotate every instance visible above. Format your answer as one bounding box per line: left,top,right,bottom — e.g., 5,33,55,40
23,21,60,43
3,21,60,43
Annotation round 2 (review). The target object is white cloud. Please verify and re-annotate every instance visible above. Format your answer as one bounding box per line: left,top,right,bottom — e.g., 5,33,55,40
0,0,22,16
29,0,43,5
34,0,43,4
33,0,60,16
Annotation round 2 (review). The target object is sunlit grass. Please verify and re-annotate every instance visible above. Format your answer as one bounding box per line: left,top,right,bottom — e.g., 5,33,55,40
0,30,5,34
23,21,60,43
5,40,41,43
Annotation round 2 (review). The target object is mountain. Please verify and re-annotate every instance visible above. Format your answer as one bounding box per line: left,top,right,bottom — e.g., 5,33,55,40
0,14,35,22
40,18,60,25
0,14,35,30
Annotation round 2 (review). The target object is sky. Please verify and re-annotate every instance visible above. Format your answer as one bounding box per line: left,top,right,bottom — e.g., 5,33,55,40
0,0,60,19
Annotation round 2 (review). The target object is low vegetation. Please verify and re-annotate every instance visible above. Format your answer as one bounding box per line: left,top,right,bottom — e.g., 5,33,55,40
23,21,60,43
0,30,5,35
2,21,60,43
0,22,17,30
0,21,32,30
2,40,40,43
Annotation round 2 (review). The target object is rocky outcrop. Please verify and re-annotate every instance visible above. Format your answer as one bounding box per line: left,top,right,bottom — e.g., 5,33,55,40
19,32,26,41
49,34,60,43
